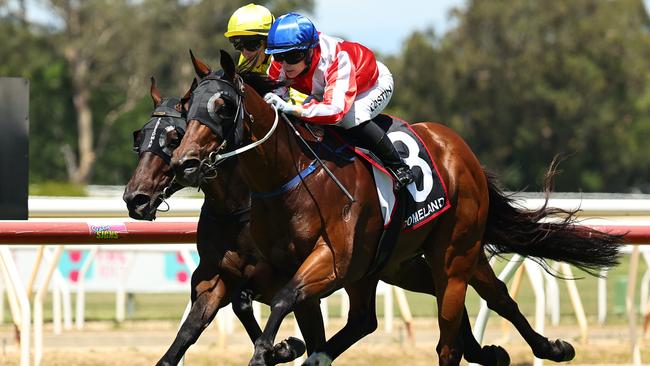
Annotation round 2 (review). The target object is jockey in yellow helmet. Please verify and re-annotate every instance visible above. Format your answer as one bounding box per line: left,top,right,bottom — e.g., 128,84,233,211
225,3,305,104
225,3,274,74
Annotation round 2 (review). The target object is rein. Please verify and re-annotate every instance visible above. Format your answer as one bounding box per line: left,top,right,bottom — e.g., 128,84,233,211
205,105,279,167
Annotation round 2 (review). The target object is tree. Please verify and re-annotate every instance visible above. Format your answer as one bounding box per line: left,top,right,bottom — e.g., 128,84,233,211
441,0,650,191
384,29,454,124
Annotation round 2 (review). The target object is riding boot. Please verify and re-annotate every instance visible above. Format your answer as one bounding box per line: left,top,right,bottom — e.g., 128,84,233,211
349,120,414,190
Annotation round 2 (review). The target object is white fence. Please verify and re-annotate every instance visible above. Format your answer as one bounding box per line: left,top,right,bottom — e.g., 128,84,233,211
2,194,650,366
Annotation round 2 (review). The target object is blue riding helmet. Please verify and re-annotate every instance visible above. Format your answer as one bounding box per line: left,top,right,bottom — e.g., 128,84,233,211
265,12,319,54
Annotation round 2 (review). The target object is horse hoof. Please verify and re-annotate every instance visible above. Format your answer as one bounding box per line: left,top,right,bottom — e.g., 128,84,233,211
535,339,575,362
551,339,575,362
302,352,333,366
271,336,306,363
463,344,509,366
482,345,510,366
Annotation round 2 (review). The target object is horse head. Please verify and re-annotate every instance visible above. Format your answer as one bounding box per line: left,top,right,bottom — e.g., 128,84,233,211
171,50,272,188
123,76,195,220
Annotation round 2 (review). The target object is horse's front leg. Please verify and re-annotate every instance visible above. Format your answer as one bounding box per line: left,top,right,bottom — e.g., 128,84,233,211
156,262,229,366
302,277,380,366
249,243,339,366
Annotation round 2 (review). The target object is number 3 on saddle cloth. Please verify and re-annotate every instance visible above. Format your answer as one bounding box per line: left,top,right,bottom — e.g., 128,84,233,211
353,114,451,232
296,114,450,231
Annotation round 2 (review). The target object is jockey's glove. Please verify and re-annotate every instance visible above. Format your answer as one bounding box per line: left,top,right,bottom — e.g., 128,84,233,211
264,92,303,116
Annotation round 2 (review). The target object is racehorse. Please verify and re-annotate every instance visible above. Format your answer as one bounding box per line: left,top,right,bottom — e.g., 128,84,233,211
170,51,622,366
124,76,514,366
123,77,323,365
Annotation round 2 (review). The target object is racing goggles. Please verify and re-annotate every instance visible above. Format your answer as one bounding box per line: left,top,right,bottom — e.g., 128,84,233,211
231,37,264,52
273,50,307,65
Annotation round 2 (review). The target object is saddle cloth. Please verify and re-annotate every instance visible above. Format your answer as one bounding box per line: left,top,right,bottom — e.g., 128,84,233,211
350,115,450,232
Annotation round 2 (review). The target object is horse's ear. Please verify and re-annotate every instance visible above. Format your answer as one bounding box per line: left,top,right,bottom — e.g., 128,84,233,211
150,76,162,107
180,78,198,112
181,78,197,103
220,49,236,82
189,49,211,79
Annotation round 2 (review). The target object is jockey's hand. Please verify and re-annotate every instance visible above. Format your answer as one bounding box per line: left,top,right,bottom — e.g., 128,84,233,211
264,93,302,116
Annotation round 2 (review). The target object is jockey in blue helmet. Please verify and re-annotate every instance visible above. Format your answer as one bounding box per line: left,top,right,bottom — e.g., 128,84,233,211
262,13,413,190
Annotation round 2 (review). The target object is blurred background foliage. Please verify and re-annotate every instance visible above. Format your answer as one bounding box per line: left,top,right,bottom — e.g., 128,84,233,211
2,0,650,192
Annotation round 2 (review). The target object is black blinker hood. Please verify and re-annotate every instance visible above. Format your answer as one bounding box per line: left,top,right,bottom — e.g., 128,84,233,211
187,72,245,151
133,97,187,163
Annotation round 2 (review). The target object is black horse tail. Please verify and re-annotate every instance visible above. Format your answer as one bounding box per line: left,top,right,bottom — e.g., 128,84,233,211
482,162,623,277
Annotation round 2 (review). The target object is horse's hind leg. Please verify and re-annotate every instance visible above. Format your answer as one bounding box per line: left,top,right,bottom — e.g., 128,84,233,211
425,211,488,366
426,250,473,366
156,262,229,366
232,283,310,364
293,298,327,355
383,256,509,366
469,254,575,362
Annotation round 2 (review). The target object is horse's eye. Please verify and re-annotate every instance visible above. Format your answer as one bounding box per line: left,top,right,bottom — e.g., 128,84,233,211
160,127,180,149
218,101,236,119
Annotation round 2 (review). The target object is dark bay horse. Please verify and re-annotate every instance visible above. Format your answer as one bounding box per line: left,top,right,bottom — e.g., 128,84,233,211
170,51,622,366
123,78,324,365
124,77,511,366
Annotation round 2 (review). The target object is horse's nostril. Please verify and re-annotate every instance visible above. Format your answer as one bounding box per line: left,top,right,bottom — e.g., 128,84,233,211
172,157,202,187
131,194,151,209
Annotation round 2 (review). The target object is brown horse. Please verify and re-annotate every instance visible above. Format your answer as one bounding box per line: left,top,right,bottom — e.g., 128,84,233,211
123,78,325,365
171,52,622,366
124,77,512,366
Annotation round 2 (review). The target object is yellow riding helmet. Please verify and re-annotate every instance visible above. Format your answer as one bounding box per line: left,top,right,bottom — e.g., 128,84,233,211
225,4,275,38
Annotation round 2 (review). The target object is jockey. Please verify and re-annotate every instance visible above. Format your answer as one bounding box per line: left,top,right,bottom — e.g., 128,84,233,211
262,12,413,190
224,3,274,73
225,3,305,104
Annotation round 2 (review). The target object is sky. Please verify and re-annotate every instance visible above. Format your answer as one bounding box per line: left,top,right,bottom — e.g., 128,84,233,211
313,0,465,55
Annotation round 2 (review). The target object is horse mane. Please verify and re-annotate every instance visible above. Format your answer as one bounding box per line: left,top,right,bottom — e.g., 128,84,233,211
236,56,286,97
